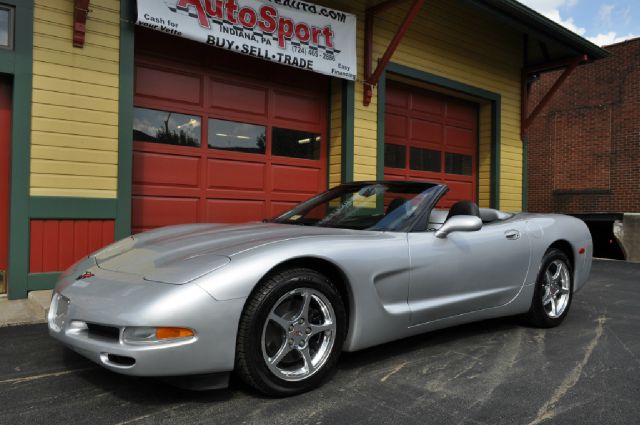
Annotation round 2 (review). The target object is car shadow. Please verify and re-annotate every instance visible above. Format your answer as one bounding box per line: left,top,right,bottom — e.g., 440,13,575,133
337,316,522,371
63,315,523,403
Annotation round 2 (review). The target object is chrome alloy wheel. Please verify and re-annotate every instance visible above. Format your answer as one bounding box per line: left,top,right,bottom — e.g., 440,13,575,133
541,259,571,318
261,288,336,382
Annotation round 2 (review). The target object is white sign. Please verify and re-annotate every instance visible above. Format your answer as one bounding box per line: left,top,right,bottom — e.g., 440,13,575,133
136,0,357,80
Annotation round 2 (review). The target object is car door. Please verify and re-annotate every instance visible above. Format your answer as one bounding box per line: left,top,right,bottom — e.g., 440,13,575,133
407,217,531,325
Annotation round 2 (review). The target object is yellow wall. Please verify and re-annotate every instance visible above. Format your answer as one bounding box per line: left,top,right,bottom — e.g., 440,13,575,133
30,0,120,198
329,79,343,187
478,103,492,208
29,0,524,210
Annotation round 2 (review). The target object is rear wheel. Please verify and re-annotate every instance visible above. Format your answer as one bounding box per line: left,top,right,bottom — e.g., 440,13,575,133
235,268,346,396
524,248,573,328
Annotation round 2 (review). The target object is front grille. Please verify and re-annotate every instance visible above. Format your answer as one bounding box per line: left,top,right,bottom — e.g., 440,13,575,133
87,323,120,341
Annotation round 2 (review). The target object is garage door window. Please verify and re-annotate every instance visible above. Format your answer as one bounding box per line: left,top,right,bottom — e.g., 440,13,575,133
208,119,266,154
445,153,472,175
0,6,13,50
384,143,406,168
133,107,201,147
410,147,441,172
272,128,321,160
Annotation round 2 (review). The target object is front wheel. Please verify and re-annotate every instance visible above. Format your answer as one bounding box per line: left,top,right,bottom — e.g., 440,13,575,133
523,248,573,328
235,268,346,396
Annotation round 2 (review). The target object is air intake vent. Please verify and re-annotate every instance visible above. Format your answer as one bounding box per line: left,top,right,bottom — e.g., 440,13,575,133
87,323,120,341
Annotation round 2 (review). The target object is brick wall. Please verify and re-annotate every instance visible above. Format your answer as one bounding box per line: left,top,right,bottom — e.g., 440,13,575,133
526,38,640,214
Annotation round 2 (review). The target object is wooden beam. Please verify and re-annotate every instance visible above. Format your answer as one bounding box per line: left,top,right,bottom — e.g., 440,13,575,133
363,0,426,106
521,54,587,136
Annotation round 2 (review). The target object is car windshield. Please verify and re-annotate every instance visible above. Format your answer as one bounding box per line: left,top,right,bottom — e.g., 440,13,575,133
271,182,443,231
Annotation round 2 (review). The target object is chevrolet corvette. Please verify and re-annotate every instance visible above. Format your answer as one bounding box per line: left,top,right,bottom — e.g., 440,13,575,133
49,181,592,395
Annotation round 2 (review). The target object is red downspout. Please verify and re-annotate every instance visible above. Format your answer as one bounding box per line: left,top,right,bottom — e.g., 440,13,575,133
73,0,90,48
521,54,588,137
363,0,426,106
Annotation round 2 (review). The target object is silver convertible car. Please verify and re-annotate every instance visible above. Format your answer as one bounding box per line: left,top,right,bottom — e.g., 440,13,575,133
49,181,592,395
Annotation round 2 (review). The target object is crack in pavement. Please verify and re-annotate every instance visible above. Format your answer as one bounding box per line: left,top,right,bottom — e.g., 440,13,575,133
0,367,96,385
380,361,407,382
527,315,607,425
114,403,188,425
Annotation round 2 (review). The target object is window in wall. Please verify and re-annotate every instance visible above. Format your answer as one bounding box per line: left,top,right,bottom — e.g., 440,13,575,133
384,144,406,168
133,107,201,147
0,6,13,49
208,119,266,154
272,128,320,160
445,152,473,175
410,147,441,172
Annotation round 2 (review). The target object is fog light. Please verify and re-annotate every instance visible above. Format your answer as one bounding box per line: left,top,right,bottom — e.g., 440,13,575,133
122,326,195,344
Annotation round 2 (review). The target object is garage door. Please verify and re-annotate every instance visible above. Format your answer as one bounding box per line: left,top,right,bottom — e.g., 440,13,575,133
384,81,477,208
132,56,328,234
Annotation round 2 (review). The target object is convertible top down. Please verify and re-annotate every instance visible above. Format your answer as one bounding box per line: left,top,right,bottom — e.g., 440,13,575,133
49,181,592,395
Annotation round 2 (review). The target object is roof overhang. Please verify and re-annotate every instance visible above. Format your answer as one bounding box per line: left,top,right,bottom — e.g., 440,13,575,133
465,0,609,67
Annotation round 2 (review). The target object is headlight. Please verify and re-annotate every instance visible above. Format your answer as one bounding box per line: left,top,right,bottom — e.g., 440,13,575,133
122,326,195,344
48,293,70,332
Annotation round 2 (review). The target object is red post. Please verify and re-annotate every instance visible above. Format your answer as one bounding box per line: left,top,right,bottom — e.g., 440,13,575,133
73,0,90,48
363,0,426,106
521,54,588,136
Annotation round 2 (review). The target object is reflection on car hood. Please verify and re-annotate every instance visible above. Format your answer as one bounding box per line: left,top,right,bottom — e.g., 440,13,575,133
95,223,363,280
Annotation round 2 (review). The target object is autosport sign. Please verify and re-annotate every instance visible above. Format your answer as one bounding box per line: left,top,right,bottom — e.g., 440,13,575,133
136,0,357,80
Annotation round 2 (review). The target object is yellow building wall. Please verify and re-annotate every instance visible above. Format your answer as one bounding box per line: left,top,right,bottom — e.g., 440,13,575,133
329,79,343,187
371,0,524,211
30,0,120,199
478,103,493,208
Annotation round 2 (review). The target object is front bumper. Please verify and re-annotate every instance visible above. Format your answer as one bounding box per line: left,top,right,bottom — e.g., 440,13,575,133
48,267,246,378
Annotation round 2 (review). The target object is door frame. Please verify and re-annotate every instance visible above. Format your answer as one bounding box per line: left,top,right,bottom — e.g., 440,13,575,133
0,77,11,293
2,0,34,299
376,62,502,209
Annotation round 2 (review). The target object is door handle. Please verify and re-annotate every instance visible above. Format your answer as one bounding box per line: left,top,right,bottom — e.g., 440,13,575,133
505,230,520,240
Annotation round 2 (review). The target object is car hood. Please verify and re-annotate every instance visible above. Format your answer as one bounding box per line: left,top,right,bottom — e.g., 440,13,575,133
94,223,363,284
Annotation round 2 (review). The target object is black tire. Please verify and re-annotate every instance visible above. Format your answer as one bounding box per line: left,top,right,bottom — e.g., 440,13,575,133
235,268,346,396
524,248,573,328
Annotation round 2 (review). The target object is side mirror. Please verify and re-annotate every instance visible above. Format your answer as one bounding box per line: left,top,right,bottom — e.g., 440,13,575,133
434,215,482,238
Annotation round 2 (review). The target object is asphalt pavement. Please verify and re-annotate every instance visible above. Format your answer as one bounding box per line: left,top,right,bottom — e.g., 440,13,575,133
0,260,638,425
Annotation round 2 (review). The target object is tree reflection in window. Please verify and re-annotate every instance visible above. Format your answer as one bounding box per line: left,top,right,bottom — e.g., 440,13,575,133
133,107,201,147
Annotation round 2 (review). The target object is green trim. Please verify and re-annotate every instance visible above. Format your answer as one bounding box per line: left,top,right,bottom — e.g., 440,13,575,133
475,108,481,204
29,197,117,219
491,101,501,210
380,63,502,209
376,74,386,180
115,0,135,240
27,272,60,291
522,135,528,211
7,1,34,300
386,63,501,102
0,0,20,74
326,80,332,189
0,50,15,74
341,79,354,183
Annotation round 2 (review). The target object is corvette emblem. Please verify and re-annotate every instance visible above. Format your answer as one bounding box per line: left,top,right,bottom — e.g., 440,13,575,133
77,271,95,280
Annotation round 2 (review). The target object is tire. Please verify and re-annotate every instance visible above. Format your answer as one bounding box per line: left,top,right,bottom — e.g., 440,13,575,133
235,268,346,396
524,248,573,328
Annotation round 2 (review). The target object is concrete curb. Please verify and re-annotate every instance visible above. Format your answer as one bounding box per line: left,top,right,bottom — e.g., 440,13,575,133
0,290,51,327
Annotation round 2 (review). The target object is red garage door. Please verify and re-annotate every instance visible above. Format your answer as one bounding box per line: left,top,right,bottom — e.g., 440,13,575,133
132,56,328,234
384,81,478,208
